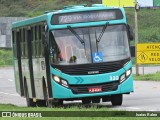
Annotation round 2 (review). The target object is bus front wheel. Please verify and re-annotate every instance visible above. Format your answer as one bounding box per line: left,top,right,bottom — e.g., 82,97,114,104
111,94,123,106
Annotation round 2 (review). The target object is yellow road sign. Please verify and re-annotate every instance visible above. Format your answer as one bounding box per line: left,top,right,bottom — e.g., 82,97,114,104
102,0,135,7
136,43,160,64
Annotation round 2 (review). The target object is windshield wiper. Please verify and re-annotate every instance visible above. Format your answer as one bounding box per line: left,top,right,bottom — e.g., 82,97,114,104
95,22,109,43
67,26,85,45
67,25,87,57
95,22,109,52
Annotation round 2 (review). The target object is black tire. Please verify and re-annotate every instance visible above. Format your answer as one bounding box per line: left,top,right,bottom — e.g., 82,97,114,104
82,99,91,104
92,98,100,103
52,100,63,107
36,100,46,107
111,94,123,106
24,83,36,107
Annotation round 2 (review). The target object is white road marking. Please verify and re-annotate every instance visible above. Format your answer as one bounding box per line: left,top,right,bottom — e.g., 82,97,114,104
8,79,13,82
123,107,141,110
0,92,19,96
148,109,157,111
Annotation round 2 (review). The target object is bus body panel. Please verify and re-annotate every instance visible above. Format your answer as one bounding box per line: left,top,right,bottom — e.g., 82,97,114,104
50,61,132,84
51,61,133,99
51,67,125,85
12,5,133,104
51,75,133,99
21,59,32,98
14,60,21,95
32,57,47,99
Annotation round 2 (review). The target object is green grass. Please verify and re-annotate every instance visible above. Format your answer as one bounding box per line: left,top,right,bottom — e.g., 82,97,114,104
0,49,12,66
1,117,159,120
0,104,159,120
133,71,160,81
0,104,109,111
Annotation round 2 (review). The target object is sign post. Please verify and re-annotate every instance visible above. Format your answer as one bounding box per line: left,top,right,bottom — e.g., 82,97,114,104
135,1,140,75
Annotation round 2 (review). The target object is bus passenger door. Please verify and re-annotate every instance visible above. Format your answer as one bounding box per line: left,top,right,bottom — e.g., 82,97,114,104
14,31,24,96
26,28,36,98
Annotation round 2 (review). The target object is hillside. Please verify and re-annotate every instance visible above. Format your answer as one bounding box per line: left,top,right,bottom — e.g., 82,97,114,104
125,8,160,43
0,0,160,66
0,0,160,43
0,0,101,17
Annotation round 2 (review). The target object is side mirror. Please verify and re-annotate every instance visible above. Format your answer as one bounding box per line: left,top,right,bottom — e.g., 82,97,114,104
130,46,135,57
127,24,134,41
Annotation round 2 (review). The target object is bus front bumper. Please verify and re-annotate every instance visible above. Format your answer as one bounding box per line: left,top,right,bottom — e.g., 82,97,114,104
51,75,133,99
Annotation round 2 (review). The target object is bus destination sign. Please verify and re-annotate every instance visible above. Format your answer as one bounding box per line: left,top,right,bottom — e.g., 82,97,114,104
51,9,123,24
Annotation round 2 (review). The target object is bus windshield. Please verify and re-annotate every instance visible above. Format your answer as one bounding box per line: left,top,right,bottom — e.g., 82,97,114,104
51,24,130,65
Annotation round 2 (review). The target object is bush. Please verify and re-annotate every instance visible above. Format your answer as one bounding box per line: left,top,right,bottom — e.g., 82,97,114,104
0,49,13,66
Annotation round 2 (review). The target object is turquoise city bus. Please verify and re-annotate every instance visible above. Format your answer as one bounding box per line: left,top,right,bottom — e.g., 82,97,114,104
12,4,134,107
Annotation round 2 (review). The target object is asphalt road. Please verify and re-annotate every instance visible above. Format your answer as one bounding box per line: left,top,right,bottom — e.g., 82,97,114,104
132,66,160,74
0,67,160,111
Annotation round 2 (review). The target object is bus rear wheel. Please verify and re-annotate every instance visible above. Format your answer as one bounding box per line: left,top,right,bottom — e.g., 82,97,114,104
111,94,123,106
36,100,47,107
52,100,63,107
24,83,36,107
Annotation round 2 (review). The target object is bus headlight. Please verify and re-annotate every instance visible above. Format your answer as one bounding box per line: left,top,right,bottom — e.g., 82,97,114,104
52,75,69,88
120,74,126,83
126,69,131,77
120,69,131,83
61,79,68,88
53,76,60,83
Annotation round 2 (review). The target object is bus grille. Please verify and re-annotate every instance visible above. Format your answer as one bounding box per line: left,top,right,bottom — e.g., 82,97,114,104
69,81,119,94
52,58,129,75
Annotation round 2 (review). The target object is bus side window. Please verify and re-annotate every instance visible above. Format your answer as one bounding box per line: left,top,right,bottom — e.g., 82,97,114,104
24,29,28,58
12,30,17,59
21,29,23,58
38,25,43,57
16,30,21,58
39,25,42,40
19,29,23,58
35,26,38,57
36,25,41,57
23,28,26,58
31,27,35,58
40,25,45,57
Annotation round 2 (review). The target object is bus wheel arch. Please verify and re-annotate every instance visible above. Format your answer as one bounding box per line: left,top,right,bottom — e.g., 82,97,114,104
36,77,48,107
23,77,36,107
42,77,48,100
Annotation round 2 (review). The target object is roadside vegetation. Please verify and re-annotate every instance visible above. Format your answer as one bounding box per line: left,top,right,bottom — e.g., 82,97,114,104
133,71,160,81
0,104,159,120
0,49,12,66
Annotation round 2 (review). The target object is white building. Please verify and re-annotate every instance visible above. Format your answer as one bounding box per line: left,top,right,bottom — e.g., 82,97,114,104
0,17,27,48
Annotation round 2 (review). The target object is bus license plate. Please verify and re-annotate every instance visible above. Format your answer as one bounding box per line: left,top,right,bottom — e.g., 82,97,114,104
88,87,102,93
